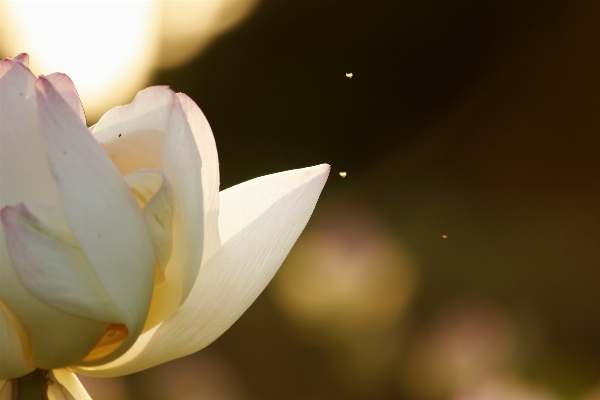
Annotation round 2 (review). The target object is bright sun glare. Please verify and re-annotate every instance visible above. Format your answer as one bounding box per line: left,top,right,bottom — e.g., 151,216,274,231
1,0,160,121
1,0,258,122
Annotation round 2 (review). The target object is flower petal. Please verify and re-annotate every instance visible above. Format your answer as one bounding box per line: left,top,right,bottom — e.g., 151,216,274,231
218,164,330,243
12,53,29,67
92,86,176,176
176,93,220,263
0,299,33,379
35,77,155,364
124,170,174,277
0,248,108,369
0,380,14,400
48,370,91,400
141,98,206,329
44,73,86,124
75,164,329,377
1,58,109,371
1,204,123,324
91,88,216,329
0,58,61,209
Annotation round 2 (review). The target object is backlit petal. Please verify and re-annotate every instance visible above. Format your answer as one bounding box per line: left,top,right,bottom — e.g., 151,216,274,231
93,86,175,176
35,77,155,364
0,247,108,369
142,99,205,329
176,93,220,263
1,204,122,323
12,53,29,67
218,164,330,243
1,58,108,371
124,170,174,276
0,380,14,400
0,58,61,210
0,299,33,379
44,73,86,124
48,370,91,400
75,164,329,376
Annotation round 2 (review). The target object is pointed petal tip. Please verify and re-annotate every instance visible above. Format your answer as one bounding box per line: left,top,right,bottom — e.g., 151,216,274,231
34,75,86,124
0,203,33,224
0,56,32,78
13,53,29,67
44,73,86,123
35,74,67,95
34,75,52,96
1,54,29,67
299,163,331,184
315,163,331,174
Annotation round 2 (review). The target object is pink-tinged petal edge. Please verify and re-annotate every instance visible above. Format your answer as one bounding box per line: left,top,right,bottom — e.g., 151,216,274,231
0,203,123,324
44,73,86,124
1,55,109,371
35,76,156,365
12,53,29,67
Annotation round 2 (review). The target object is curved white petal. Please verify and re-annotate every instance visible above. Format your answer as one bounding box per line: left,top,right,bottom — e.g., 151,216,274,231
48,370,91,400
124,170,174,276
0,58,61,210
75,164,329,377
35,77,155,365
0,251,108,369
44,73,86,124
91,88,217,329
218,164,330,243
1,204,122,324
140,98,207,329
12,53,29,67
0,300,33,379
0,234,110,370
0,380,14,400
176,93,220,263
93,86,175,176
0,58,109,371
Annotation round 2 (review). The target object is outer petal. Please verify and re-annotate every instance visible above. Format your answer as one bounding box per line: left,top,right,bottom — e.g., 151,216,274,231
0,241,109,370
0,58,108,370
1,204,122,324
0,380,14,400
124,170,175,277
92,90,221,325
141,99,205,329
0,58,61,209
0,300,33,379
12,53,29,67
75,164,330,377
92,86,175,176
35,77,155,364
176,93,220,263
48,370,91,400
44,73,86,124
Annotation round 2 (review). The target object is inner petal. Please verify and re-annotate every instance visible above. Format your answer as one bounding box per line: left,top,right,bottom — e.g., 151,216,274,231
98,129,166,176
0,203,123,324
124,170,175,278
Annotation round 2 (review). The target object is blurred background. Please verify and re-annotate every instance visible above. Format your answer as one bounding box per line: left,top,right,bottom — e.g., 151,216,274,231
3,1,600,399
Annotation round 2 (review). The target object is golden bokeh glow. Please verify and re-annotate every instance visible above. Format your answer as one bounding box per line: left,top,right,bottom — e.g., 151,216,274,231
1,0,160,121
159,0,259,69
1,0,258,122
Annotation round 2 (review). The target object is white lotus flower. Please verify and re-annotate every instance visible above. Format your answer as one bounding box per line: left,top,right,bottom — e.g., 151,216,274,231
0,54,329,399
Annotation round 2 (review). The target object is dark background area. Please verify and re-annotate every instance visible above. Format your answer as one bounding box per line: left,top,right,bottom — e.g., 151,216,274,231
104,1,600,399
156,1,556,190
